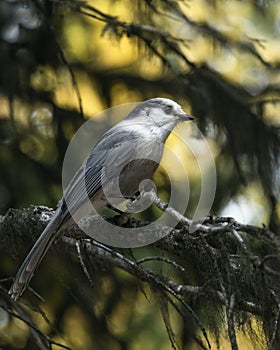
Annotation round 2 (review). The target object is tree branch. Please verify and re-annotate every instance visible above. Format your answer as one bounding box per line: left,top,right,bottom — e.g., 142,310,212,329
1,202,280,347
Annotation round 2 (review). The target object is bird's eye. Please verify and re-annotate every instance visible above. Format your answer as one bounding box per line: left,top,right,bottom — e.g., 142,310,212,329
164,105,173,114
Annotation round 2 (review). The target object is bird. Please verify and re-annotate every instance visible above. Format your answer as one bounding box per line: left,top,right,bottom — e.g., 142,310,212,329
9,97,194,300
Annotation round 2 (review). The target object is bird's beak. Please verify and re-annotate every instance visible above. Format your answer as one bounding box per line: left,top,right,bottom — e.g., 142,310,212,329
178,113,194,121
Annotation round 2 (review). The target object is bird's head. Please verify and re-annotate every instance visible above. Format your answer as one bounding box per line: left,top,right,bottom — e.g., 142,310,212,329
145,97,193,125
118,97,194,143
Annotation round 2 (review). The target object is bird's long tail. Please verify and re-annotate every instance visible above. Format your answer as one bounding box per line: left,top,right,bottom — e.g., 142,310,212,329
9,210,62,300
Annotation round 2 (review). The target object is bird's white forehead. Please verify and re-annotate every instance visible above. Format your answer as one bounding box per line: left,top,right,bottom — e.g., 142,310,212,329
148,97,181,108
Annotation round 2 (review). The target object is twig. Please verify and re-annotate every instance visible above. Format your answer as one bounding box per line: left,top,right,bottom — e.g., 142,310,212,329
267,291,280,350
52,29,84,118
136,256,186,273
0,303,73,350
226,294,239,350
75,241,94,288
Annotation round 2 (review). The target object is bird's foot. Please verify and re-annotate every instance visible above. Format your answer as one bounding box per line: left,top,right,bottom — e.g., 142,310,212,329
126,181,157,213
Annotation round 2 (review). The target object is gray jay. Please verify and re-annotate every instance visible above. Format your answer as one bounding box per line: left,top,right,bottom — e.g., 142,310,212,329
9,97,193,300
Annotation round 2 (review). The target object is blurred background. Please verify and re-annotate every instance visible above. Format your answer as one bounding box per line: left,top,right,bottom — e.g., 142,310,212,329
0,0,280,349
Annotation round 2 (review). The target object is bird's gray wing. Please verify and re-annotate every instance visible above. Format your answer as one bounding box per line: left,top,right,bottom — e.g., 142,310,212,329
60,130,140,223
